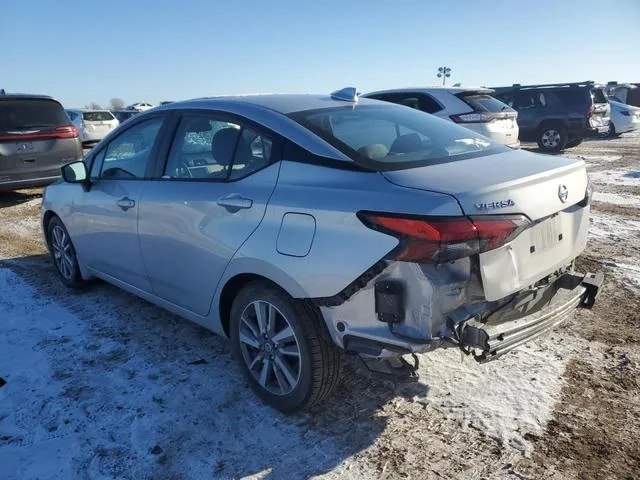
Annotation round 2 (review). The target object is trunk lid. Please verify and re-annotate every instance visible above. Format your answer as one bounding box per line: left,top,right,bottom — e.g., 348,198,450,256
382,149,590,300
381,149,588,221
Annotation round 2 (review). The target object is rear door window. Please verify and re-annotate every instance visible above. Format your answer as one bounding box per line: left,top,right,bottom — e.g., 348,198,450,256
0,99,69,132
83,111,116,122
514,91,543,109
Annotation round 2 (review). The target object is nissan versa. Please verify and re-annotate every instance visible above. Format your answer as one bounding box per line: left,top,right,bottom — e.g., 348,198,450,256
40,89,603,412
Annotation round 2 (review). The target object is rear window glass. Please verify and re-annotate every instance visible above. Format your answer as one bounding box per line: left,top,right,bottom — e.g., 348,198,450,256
457,94,513,112
590,89,607,104
0,99,68,131
111,111,136,122
83,111,115,122
289,104,508,171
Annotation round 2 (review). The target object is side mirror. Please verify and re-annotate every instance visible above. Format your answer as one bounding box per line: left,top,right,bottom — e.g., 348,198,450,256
61,161,91,191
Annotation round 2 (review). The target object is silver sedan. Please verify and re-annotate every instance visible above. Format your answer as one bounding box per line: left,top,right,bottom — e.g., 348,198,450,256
41,89,602,411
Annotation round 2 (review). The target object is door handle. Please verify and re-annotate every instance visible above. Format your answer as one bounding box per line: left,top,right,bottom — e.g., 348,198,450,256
117,196,136,211
217,194,253,212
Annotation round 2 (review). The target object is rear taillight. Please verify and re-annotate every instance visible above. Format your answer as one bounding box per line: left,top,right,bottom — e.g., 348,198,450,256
450,112,492,123
358,213,529,263
587,106,594,117
54,125,79,138
0,124,78,141
579,175,594,207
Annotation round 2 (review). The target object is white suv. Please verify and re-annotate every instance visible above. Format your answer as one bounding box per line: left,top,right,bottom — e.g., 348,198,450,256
363,87,520,147
66,109,119,147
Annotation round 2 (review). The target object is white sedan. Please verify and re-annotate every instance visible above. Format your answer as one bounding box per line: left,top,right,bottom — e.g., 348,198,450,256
609,99,640,137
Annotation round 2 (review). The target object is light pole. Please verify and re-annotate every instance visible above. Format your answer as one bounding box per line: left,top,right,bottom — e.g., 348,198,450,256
437,66,452,86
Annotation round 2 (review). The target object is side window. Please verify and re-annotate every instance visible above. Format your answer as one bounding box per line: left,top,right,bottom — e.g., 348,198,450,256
100,117,163,179
515,91,540,109
397,96,421,110
419,94,443,114
538,92,547,107
164,116,241,180
613,88,628,104
67,111,77,121
229,127,273,180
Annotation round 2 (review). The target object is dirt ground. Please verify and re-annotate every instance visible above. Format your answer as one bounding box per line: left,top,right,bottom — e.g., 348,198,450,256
0,134,638,480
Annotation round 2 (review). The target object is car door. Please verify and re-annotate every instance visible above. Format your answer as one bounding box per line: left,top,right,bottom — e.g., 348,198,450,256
512,90,543,138
137,111,281,315
70,115,165,291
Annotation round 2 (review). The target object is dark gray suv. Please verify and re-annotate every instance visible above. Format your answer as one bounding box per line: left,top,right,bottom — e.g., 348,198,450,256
0,93,82,190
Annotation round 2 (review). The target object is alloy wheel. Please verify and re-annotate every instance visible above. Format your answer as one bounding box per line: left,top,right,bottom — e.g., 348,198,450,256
541,129,561,148
51,225,74,280
238,300,301,395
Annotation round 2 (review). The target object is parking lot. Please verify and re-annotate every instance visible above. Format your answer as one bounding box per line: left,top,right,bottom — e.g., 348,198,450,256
0,132,638,479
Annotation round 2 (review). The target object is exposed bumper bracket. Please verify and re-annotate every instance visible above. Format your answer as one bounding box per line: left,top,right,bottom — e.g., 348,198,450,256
459,271,602,363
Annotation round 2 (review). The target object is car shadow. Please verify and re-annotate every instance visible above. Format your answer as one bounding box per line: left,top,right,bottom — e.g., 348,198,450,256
0,255,429,479
0,189,43,208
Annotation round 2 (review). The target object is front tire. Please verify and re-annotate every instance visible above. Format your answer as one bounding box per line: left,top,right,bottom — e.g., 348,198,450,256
537,125,568,152
230,281,342,412
47,216,86,289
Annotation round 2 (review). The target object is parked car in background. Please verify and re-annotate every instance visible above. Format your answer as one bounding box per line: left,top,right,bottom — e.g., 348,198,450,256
111,110,138,124
608,99,640,137
363,87,519,147
41,89,602,411
0,93,81,190
128,102,154,112
607,83,640,107
66,109,119,147
493,82,610,152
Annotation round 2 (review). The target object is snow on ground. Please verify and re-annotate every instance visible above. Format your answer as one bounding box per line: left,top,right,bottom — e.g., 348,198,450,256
589,213,640,240
588,168,640,187
0,264,570,479
592,191,640,207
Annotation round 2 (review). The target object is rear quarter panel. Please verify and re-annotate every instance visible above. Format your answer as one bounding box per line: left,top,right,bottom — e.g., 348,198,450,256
219,160,463,300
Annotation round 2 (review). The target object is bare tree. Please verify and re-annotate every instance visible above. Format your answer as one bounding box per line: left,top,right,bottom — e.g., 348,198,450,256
109,98,125,110
85,102,102,110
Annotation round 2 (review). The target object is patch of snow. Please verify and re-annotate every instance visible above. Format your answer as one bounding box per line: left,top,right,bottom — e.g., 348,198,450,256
593,191,640,207
588,168,640,188
602,260,640,292
419,338,570,453
0,265,575,478
589,213,640,240
0,217,41,237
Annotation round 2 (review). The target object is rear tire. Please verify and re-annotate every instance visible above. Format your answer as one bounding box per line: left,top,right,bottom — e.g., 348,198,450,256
565,138,583,148
537,125,568,152
608,123,619,138
230,281,342,412
47,216,86,289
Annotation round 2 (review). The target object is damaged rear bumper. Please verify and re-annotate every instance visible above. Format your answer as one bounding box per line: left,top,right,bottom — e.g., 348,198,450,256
459,271,604,362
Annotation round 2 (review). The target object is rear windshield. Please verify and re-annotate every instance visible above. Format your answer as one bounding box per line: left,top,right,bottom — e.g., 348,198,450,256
591,88,607,104
456,93,514,112
112,111,136,122
289,104,508,171
0,99,68,131
83,111,115,122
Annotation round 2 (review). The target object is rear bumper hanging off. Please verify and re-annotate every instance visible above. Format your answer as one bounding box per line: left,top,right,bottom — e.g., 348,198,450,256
459,271,603,363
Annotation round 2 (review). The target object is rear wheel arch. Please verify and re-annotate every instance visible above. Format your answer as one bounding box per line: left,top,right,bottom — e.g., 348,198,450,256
219,273,295,338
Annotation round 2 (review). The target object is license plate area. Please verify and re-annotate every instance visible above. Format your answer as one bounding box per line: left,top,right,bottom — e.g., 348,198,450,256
530,214,562,253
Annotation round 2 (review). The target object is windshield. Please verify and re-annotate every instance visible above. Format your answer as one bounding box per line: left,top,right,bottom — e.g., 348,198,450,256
83,111,115,122
0,99,68,131
289,104,508,170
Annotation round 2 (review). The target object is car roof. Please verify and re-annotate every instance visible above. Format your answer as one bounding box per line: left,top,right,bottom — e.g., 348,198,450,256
365,86,494,96
0,93,60,101
157,94,384,115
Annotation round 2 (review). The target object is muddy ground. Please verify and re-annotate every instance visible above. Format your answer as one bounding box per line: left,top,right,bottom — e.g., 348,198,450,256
0,134,638,480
